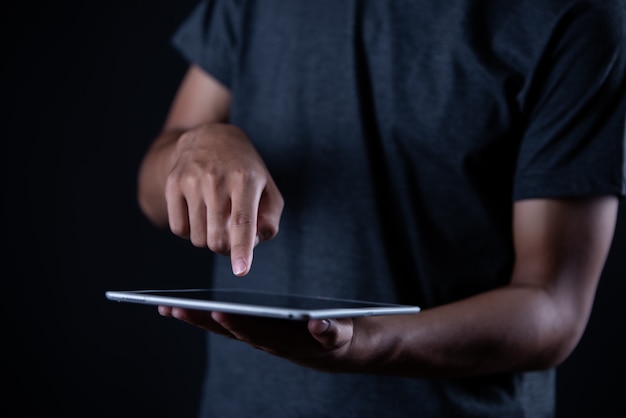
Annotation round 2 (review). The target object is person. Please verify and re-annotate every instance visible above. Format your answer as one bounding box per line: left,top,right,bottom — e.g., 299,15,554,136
136,0,626,416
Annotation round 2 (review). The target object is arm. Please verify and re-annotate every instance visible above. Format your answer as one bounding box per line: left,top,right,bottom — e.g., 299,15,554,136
165,195,618,377
344,195,618,376
138,64,284,275
346,196,619,377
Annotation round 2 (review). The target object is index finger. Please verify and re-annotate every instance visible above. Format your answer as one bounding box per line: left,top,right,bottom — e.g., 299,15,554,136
229,182,262,276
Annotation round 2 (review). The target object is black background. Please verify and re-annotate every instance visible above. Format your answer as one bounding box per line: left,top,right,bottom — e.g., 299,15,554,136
3,1,624,417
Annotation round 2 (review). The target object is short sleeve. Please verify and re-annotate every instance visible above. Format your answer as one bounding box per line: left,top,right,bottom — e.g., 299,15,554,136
514,1,626,200
170,0,238,89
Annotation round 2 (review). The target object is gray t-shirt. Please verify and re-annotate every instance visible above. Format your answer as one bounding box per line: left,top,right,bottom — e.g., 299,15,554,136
172,0,626,416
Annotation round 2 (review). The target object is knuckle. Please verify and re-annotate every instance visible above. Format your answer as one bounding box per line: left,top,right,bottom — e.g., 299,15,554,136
189,235,207,248
181,172,205,192
257,216,280,241
233,166,255,182
231,214,256,229
202,167,225,187
276,192,285,210
166,170,200,195
230,166,265,190
229,242,249,254
188,226,208,248
176,130,194,144
169,221,189,238
207,233,230,255
258,225,279,242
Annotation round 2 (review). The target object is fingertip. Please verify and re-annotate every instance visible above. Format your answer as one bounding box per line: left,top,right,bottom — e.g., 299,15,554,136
232,257,249,276
308,319,331,335
158,305,172,316
211,311,230,326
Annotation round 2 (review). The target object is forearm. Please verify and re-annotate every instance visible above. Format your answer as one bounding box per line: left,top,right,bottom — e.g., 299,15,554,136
353,283,583,378
345,198,616,379
137,129,184,227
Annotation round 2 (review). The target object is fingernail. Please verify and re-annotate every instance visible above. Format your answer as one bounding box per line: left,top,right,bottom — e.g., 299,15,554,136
233,258,247,276
320,319,330,333
313,319,330,334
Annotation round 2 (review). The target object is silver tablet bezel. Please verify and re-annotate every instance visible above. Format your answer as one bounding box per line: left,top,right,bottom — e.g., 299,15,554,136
105,288,421,320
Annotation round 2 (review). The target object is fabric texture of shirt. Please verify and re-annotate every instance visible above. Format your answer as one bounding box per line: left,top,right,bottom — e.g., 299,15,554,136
171,0,626,417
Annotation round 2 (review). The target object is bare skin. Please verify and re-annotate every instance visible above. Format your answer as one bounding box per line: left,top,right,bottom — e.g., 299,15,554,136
140,64,619,378
138,65,283,276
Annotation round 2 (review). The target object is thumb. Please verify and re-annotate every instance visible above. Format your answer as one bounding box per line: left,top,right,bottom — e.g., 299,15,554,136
308,318,353,349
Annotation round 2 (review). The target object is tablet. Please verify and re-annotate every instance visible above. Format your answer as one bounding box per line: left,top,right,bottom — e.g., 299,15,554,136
105,288,421,320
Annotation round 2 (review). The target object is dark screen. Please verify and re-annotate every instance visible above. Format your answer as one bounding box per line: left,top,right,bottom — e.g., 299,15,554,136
143,289,402,310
